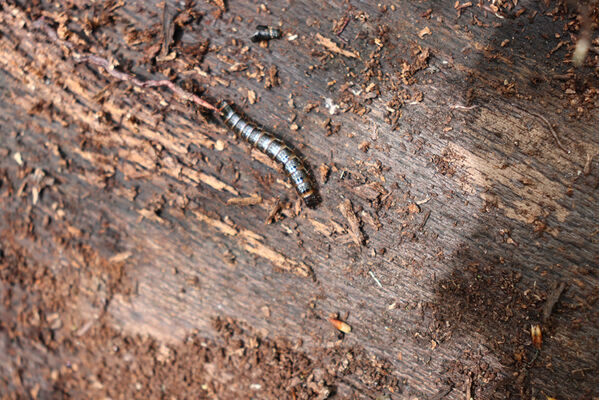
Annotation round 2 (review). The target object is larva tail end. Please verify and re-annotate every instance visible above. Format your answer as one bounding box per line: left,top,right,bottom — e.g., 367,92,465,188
302,191,319,208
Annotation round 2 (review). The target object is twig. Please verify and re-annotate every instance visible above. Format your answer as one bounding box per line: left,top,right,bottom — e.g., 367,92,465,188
516,106,570,154
32,18,217,112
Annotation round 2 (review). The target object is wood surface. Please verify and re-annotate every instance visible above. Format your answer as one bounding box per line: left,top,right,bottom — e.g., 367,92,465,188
0,0,597,398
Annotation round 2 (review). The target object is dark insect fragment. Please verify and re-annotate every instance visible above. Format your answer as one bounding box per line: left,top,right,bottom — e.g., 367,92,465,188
250,25,282,42
218,101,318,208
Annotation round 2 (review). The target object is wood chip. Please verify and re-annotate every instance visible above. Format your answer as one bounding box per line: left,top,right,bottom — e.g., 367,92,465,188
156,51,177,62
353,182,386,201
318,164,330,184
408,203,420,214
13,152,23,166
361,210,382,231
418,26,431,38
315,33,359,58
455,1,473,10
338,199,364,246
265,65,280,88
248,89,257,104
265,199,282,224
226,194,263,206
309,218,333,236
109,252,132,263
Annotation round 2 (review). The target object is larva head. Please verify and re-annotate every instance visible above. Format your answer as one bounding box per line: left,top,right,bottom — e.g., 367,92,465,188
217,100,231,116
217,101,239,127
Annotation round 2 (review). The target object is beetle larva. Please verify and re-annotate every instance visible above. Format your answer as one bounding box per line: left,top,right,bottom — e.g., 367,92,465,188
250,25,282,42
218,101,318,208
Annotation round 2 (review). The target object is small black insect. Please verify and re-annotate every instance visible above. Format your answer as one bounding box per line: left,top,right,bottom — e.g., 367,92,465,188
218,101,318,208
250,25,282,42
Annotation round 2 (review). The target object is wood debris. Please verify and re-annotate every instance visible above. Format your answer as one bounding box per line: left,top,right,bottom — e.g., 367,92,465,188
338,199,364,246
353,182,386,201
248,89,257,104
226,194,263,206
360,210,382,231
418,26,431,38
265,199,282,224
318,164,330,184
265,65,280,88
184,169,239,195
193,210,313,278
32,19,217,111
13,152,23,166
408,203,421,214
315,33,359,58
108,252,132,263
209,0,226,17
309,218,333,236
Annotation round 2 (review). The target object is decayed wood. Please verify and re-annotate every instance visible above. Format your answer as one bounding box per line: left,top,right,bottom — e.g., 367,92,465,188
0,0,598,398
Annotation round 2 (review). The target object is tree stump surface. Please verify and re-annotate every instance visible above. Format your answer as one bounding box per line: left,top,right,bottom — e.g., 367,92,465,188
0,1,597,399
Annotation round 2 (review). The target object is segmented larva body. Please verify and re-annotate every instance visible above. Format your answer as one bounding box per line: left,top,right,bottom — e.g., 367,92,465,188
250,25,282,42
218,101,318,208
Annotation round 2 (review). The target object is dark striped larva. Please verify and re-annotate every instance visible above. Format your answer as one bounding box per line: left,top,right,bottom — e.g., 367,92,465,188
250,25,282,42
218,101,318,208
